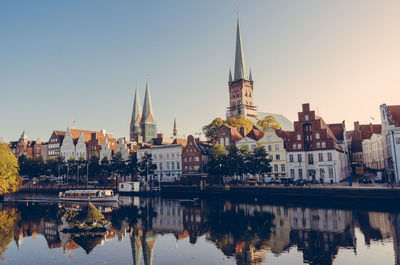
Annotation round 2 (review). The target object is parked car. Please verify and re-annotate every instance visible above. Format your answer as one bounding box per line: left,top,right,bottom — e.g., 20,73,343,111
375,172,384,183
264,177,275,184
247,177,258,186
294,178,307,186
359,176,372,184
280,177,294,185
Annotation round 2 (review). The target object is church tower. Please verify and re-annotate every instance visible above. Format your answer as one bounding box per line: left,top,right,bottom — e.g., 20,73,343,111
130,88,142,143
227,19,257,120
140,82,157,142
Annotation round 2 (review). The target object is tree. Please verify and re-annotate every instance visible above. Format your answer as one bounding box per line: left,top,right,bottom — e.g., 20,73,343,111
126,153,138,180
227,116,254,134
226,145,242,179
249,145,272,178
88,154,101,182
100,156,110,186
202,118,227,142
0,142,22,195
138,153,157,185
0,208,20,258
256,115,281,131
203,116,254,142
111,152,126,190
207,144,228,184
239,145,252,179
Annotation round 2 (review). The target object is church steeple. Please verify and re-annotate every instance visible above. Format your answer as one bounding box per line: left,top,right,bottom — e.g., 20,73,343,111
141,82,154,123
234,19,247,81
130,88,142,142
173,118,177,137
140,82,157,142
229,69,233,83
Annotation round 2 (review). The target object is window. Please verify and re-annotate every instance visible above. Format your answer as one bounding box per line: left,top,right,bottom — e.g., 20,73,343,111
290,169,295,177
275,144,280,151
298,154,302,162
329,168,334,178
225,137,230,146
315,133,320,140
322,142,326,148
292,144,297,150
316,142,321,149
298,143,302,149
194,156,199,162
281,164,285,172
177,162,180,170
220,138,224,146
289,154,294,162
328,153,332,161
308,154,314,165
305,115,309,121
268,145,272,151
274,164,278,172
171,162,175,170
267,136,272,141
276,154,280,160
397,138,400,144
184,157,187,162
297,134,301,141
318,153,323,161
298,169,303,178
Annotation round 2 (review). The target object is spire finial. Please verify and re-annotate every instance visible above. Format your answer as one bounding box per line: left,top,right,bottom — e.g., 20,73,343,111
233,16,247,81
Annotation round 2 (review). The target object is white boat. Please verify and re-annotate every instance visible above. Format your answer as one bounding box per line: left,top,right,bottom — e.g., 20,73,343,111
59,190,119,202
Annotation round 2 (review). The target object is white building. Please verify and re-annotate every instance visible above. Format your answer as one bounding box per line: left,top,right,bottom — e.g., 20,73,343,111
258,128,288,179
60,129,89,160
362,133,385,170
116,137,130,160
285,104,349,183
99,137,116,160
380,104,400,183
137,144,182,182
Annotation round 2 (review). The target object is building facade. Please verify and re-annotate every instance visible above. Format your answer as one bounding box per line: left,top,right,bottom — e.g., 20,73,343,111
47,131,66,159
137,144,182,182
362,133,385,170
286,104,349,183
181,135,210,181
380,104,400,183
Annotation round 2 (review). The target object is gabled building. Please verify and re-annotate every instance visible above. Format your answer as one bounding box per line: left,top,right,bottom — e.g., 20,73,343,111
380,104,400,183
181,135,211,184
215,124,243,148
10,130,46,160
285,103,349,183
347,121,381,165
47,131,66,159
362,134,385,170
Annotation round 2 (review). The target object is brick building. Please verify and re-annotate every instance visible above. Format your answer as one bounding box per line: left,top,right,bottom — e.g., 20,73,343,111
47,131,66,159
181,135,211,184
9,130,46,160
285,103,349,183
215,124,243,148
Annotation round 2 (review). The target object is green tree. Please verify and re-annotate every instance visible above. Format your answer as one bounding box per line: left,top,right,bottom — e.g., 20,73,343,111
249,145,272,177
256,115,281,131
100,156,110,186
126,153,138,180
202,118,227,142
239,145,252,179
0,142,22,195
207,144,228,184
88,154,101,182
0,208,21,258
138,153,157,185
111,152,126,190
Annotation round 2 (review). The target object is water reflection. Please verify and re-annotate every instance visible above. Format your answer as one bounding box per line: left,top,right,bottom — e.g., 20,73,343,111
1,198,400,264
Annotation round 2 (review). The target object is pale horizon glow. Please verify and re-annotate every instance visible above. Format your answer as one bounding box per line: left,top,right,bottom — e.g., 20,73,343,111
1,0,399,142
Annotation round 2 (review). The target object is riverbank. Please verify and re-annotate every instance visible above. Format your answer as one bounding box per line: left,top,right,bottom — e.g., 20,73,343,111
161,185,400,203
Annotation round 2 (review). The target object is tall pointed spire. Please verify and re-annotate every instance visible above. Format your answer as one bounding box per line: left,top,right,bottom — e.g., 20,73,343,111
142,82,154,122
234,19,247,81
131,88,142,124
229,69,233,83
20,130,27,140
248,68,253,81
173,117,177,136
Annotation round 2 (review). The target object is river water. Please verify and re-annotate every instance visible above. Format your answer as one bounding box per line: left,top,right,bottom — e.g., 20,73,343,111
0,195,399,265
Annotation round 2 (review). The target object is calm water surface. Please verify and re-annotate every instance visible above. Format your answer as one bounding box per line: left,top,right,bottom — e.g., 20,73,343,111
0,195,399,265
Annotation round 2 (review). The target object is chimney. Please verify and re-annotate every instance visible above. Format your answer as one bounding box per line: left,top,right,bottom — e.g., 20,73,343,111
240,126,246,137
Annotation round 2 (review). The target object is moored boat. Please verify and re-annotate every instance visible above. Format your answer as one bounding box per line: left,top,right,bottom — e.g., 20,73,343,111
59,190,119,202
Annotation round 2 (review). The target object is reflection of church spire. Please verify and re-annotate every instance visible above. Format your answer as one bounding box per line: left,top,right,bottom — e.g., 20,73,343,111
142,231,156,265
130,230,143,265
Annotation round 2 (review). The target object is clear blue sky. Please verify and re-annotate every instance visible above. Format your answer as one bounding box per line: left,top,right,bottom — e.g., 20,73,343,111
1,0,400,142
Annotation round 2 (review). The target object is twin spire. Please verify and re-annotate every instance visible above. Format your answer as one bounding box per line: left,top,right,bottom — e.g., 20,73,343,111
230,19,252,82
131,82,154,126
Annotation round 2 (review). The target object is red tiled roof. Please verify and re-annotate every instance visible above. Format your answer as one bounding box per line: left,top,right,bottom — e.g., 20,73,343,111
387,105,400,127
328,123,344,141
245,126,264,141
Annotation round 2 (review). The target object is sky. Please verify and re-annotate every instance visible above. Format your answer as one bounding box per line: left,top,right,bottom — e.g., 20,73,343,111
1,0,399,142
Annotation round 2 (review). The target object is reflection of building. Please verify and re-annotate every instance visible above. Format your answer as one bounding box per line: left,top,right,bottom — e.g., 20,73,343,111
182,202,208,244
290,207,355,265
151,198,184,235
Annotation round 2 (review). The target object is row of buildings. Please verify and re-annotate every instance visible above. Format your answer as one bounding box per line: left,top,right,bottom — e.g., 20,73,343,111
8,19,400,184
